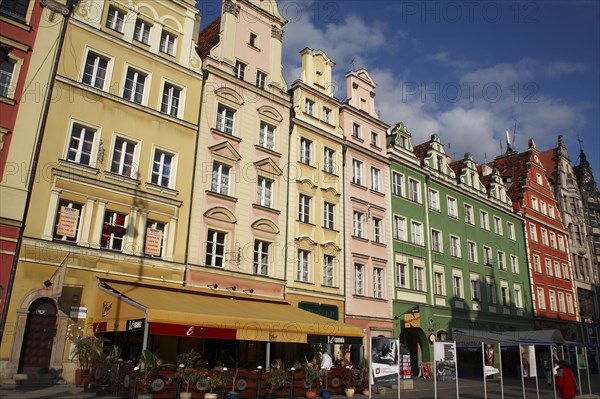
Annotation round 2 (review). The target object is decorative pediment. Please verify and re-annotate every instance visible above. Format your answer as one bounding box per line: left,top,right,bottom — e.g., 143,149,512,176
254,158,283,176
209,141,241,162
215,87,244,106
296,178,317,189
204,207,237,223
257,106,283,123
321,186,340,197
251,218,280,234
295,235,317,247
356,69,375,86
321,241,341,252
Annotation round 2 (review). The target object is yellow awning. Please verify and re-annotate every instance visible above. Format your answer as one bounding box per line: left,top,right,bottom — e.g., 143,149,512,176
94,280,363,344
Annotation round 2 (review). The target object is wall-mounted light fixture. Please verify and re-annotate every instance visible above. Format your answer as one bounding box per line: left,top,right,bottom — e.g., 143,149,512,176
207,283,218,289
226,285,236,292
43,280,52,288
243,288,254,294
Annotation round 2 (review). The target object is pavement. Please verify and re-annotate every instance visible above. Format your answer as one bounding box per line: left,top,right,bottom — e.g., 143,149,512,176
1,377,599,399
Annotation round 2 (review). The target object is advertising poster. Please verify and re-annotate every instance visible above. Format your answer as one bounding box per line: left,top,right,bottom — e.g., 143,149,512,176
56,206,79,237
577,348,587,370
483,342,500,377
519,344,537,378
370,337,399,385
435,341,457,382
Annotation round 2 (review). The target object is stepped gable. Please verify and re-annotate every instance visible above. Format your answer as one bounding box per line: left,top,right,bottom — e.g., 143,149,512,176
491,150,530,202
197,16,221,60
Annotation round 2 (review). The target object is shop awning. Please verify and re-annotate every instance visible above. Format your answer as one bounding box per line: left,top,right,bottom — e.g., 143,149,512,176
93,280,363,344
452,328,566,347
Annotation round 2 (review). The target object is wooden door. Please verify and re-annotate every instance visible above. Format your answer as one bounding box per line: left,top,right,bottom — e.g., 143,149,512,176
19,299,57,373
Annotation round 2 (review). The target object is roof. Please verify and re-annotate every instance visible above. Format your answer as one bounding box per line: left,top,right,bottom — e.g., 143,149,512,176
413,141,431,163
489,150,531,202
197,16,221,60
539,148,559,184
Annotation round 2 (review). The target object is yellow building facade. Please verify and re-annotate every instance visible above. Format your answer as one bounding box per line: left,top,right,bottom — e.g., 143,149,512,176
0,0,203,381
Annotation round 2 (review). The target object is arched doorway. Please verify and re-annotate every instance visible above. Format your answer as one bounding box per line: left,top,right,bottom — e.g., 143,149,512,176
400,328,422,376
18,298,57,373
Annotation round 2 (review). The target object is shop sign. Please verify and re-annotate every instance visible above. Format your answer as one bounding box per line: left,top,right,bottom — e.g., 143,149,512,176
150,322,236,339
127,318,145,331
69,306,87,319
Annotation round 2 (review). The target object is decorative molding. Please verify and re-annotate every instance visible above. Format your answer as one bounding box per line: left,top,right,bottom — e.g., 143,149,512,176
40,0,70,16
271,25,283,41
223,0,240,16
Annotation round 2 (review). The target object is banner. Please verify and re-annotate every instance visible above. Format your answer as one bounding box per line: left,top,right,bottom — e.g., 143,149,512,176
577,348,587,369
56,206,79,237
370,337,399,385
144,228,163,256
483,342,500,377
519,344,537,378
435,341,457,381
404,305,420,328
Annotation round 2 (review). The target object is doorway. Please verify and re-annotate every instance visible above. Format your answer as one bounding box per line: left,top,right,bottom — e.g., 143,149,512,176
18,298,57,373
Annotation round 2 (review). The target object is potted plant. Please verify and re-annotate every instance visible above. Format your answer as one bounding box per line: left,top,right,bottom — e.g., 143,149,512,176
227,355,241,399
176,349,203,399
71,335,103,389
341,368,355,397
137,349,158,399
93,344,121,396
358,358,369,396
204,372,226,399
304,366,321,399
179,368,204,399
266,366,286,399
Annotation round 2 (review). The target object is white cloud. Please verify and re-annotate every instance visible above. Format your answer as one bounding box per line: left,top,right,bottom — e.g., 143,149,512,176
542,61,587,78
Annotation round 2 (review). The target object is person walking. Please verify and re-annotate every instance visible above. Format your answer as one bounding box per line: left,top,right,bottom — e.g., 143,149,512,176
555,360,577,399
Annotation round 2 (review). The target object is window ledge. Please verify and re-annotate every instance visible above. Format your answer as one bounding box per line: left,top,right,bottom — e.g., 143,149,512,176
369,189,385,197
255,144,281,158
252,203,281,215
211,128,241,142
0,14,31,30
58,159,100,176
0,96,16,105
322,169,339,177
352,236,368,242
298,161,316,170
371,241,387,248
206,190,238,203
350,182,367,190
103,171,141,186
146,182,179,196
297,220,315,226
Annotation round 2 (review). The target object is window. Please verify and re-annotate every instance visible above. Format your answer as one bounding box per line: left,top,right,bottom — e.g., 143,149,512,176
160,82,181,117
373,268,383,298
483,246,492,266
0,59,15,97
558,292,566,313
536,287,545,309
1,0,30,20
101,211,127,250
123,67,146,104
323,202,334,229
323,255,334,287
434,271,445,295
536,173,542,185
480,210,489,230
371,167,381,191
206,229,226,267
211,162,230,195
510,255,519,274
514,285,523,308
372,218,382,243
234,61,246,80
253,240,270,275
471,278,480,301
82,51,108,90
106,6,125,32
67,123,96,166
549,290,557,311
436,155,445,172
134,19,151,44
553,261,561,279
507,222,515,240
494,216,503,235
144,220,165,258
353,211,364,238
355,263,365,295
248,32,258,47
256,177,273,207
110,137,137,177
300,138,312,164
392,172,403,196
501,285,509,306
409,179,420,202
53,200,83,242
151,149,173,187
464,204,474,224
297,250,310,282
256,122,275,151
411,221,423,245
428,189,439,210
447,197,457,218
305,99,314,116
529,223,537,241
498,251,506,271
545,258,553,276
397,263,408,288
352,123,361,138
322,107,331,124
431,230,442,252
533,255,541,273
566,294,574,314
548,205,555,219
558,236,565,251
414,266,425,291
323,147,335,174
370,131,379,147
352,159,363,185
549,232,556,248
562,263,569,280
298,194,311,223
394,216,406,241
467,241,477,262
573,224,583,245
569,197,578,213
540,201,547,215
541,228,548,246
450,235,460,257
453,275,463,298
160,30,176,55
256,71,267,89
487,279,497,304
216,104,235,134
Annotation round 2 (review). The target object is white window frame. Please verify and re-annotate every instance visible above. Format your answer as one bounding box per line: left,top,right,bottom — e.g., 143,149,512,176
411,221,423,245
431,229,442,253
507,222,515,240
450,235,460,257
371,167,381,192
101,210,128,251
123,66,148,104
234,60,246,80
305,98,315,116
66,122,98,167
323,255,335,287
447,196,457,218
297,249,311,282
370,131,379,147
353,211,364,238
323,147,335,174
409,178,420,202
82,50,110,90
434,270,445,296
453,274,463,299
373,267,384,298
372,217,382,243
210,161,230,195
298,194,311,223
480,210,489,230
322,106,331,124
394,215,406,241
533,254,542,273
483,246,493,267
467,241,477,262
355,263,365,295
106,6,125,32
510,255,519,274
352,159,363,185
498,251,506,271
549,290,557,311
414,266,425,292
216,104,235,135
205,229,226,267
352,122,361,138
159,29,177,56
464,204,474,224
428,188,439,210
397,262,408,288
134,18,151,44
392,172,404,196
160,81,182,117
256,176,273,207
537,287,545,310
150,147,175,188
253,240,270,276
323,202,334,230
300,137,312,164
514,285,523,308
494,216,503,235
110,135,139,178
256,71,267,89
487,278,497,304
258,122,275,151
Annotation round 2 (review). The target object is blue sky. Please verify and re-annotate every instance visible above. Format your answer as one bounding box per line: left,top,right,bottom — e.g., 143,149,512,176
197,0,600,180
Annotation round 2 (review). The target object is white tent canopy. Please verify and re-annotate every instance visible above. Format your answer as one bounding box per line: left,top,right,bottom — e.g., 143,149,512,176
452,328,566,347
